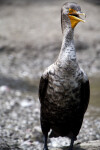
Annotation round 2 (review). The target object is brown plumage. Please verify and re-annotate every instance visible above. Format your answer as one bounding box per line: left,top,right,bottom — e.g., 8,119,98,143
39,2,90,150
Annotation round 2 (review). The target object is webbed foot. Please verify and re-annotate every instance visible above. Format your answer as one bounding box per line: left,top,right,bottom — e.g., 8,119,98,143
43,134,48,150
43,147,48,150
68,137,75,150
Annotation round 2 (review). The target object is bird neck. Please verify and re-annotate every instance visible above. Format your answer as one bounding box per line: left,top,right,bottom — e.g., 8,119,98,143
57,27,77,67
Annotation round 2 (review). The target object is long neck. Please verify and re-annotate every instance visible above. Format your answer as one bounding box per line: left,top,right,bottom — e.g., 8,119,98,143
57,27,77,67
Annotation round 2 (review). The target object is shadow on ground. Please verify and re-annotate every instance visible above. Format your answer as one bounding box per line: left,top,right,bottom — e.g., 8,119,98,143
0,76,38,92
61,145,86,150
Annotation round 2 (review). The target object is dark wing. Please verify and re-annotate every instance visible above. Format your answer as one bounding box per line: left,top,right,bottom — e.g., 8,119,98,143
73,79,90,137
39,75,48,104
80,79,90,115
39,75,50,135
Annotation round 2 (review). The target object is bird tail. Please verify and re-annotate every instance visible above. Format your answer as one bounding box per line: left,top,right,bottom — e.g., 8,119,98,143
49,130,59,138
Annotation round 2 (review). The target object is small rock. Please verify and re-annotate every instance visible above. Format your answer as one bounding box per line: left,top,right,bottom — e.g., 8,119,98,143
0,85,10,93
20,100,33,108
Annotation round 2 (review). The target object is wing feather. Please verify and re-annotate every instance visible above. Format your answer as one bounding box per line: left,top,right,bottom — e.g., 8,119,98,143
73,79,90,136
39,75,48,104
80,79,90,115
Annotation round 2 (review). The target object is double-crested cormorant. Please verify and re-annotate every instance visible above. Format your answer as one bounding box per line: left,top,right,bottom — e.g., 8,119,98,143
39,2,90,150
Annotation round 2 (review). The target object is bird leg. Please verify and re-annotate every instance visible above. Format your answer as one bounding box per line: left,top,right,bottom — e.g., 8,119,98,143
68,137,75,150
43,134,48,150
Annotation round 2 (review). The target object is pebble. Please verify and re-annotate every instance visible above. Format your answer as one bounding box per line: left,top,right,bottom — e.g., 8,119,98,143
20,100,33,108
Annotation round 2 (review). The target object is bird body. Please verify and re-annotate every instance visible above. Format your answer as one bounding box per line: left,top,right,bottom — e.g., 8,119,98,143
39,2,90,150
40,51,88,139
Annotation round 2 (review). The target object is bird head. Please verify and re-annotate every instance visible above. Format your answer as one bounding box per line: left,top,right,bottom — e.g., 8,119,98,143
61,2,86,31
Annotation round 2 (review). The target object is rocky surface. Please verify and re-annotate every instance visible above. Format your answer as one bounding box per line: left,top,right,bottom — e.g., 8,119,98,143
0,0,100,150
49,140,100,150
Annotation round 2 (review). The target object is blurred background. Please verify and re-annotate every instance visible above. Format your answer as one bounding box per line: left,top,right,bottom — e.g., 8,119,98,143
0,0,100,149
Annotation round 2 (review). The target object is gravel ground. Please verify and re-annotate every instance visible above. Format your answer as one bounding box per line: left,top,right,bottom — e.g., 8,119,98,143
0,85,100,150
0,0,100,149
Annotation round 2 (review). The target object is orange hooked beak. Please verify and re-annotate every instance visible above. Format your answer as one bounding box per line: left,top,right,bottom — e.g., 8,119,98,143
68,8,86,28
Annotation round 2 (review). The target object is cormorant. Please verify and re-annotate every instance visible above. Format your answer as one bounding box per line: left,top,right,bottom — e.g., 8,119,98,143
39,2,90,150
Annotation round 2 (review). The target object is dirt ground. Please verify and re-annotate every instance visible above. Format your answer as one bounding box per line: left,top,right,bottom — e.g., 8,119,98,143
0,0,100,150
